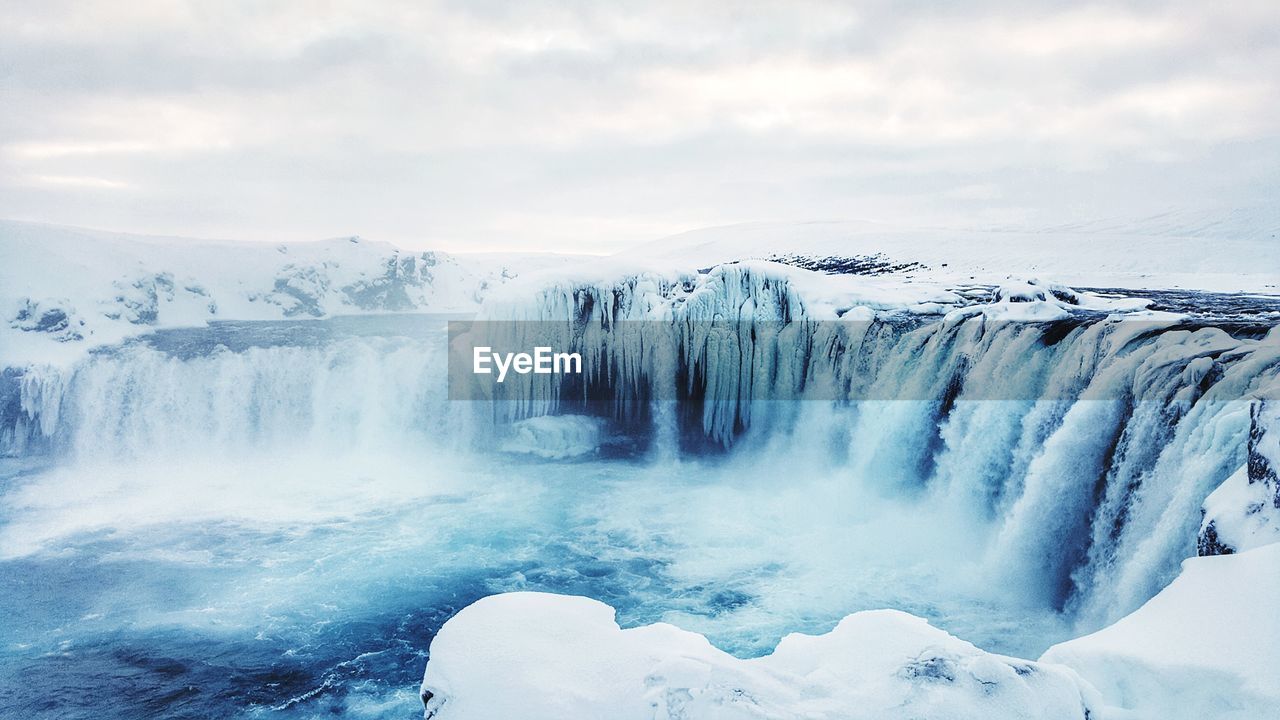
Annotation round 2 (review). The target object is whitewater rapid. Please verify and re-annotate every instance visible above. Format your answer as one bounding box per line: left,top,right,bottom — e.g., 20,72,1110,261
2,264,1278,718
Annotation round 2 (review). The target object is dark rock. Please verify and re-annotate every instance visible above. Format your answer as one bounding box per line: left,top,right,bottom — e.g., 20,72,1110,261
1197,518,1235,557
270,266,328,317
766,252,927,276
1247,401,1279,507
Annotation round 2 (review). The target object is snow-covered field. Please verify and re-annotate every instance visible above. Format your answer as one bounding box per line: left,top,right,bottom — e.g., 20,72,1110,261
623,212,1280,293
0,219,586,366
1044,542,1280,719
2,217,1279,720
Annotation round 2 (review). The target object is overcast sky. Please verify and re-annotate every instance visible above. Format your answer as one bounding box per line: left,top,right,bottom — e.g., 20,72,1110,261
1,1,1276,253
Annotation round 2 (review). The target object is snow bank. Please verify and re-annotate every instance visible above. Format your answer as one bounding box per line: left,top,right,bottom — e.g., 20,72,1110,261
500,415,604,459
420,592,1099,720
1043,542,1280,720
422,538,1280,720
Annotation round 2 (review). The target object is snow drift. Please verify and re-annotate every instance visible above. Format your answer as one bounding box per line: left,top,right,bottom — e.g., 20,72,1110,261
419,592,1099,720
420,537,1280,720
1042,542,1280,719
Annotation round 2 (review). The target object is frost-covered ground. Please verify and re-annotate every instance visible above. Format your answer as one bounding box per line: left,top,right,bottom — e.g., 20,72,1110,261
2,217,1279,720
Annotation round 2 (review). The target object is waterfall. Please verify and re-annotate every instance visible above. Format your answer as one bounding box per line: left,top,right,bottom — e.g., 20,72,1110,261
459,264,1280,626
3,329,457,462
3,263,1277,634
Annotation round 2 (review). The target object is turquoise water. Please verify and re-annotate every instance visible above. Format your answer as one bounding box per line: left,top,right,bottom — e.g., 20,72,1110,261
0,316,1086,719
0,449,1071,720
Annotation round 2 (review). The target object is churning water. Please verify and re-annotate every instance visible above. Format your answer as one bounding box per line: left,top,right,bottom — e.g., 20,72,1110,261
1,308,1275,719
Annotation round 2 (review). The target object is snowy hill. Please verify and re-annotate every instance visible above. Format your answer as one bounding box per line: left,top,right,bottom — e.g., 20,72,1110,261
0,220,585,365
624,217,1280,293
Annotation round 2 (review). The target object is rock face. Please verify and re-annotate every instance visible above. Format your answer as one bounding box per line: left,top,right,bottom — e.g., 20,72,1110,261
1199,399,1280,555
1196,519,1234,556
1247,400,1280,503
341,252,440,311
419,592,1099,720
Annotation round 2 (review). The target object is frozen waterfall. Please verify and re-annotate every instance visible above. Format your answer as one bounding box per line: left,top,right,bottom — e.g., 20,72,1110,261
3,262,1278,634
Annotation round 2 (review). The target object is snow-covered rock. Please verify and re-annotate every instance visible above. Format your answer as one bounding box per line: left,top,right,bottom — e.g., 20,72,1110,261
465,259,1277,448
1199,398,1280,554
9,297,84,342
420,592,1100,720
1043,542,1280,719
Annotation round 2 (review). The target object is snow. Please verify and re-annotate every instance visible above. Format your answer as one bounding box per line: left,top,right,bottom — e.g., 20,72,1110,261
0,219,584,367
423,539,1280,720
1201,467,1280,553
481,256,1116,324
1200,398,1280,554
420,592,1099,720
7,215,1274,370
1042,542,1280,719
624,219,1280,293
500,415,604,459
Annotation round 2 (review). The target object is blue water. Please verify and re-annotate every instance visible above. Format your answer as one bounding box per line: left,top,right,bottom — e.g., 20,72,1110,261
0,453,1073,719
0,458,697,719
0,316,1076,719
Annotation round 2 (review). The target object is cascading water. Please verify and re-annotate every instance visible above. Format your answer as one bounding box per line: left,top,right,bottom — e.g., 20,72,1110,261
461,263,1280,626
2,263,1277,719
3,317,459,462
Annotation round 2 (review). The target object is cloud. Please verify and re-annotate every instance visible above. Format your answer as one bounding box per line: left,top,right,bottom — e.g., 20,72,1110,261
28,174,133,189
0,0,1276,252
